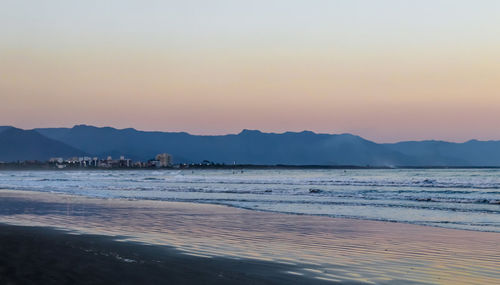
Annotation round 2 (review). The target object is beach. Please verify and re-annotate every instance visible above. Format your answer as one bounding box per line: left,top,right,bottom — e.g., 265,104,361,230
4,1,500,283
0,189,499,284
1,224,337,285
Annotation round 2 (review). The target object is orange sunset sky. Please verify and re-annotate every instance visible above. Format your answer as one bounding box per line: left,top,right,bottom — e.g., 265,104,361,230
1,0,499,142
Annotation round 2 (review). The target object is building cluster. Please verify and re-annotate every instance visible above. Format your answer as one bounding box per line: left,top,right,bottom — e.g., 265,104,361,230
48,153,173,169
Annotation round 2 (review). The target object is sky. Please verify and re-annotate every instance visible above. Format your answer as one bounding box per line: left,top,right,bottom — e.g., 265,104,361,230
1,0,499,142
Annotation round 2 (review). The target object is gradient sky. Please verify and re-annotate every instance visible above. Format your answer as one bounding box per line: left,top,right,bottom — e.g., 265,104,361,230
1,0,499,142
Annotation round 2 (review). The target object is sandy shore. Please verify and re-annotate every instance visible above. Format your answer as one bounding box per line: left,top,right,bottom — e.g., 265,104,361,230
0,189,499,284
0,224,339,285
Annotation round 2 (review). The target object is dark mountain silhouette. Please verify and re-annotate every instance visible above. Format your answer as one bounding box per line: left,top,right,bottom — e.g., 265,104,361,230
0,126,12,134
0,127,87,162
0,124,494,166
384,140,500,166
36,125,410,165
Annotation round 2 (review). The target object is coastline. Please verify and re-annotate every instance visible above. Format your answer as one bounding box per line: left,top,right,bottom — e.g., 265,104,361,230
1,189,499,284
2,164,500,171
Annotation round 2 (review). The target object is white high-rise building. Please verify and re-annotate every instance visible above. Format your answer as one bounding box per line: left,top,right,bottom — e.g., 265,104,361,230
155,153,172,167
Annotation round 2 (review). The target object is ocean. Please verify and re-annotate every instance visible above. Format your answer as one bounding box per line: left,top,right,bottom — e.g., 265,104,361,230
1,168,499,232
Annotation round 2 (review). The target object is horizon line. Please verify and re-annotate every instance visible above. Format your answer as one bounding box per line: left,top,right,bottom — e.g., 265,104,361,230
2,124,499,144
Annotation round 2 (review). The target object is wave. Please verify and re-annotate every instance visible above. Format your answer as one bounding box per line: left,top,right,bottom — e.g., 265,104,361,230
123,177,500,190
2,169,500,232
37,178,71,182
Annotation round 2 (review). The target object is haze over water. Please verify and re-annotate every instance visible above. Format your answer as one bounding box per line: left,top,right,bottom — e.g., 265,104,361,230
1,168,499,232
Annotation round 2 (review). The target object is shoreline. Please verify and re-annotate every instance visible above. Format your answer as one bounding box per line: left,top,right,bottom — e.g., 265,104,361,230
2,165,500,171
2,188,498,234
1,189,499,284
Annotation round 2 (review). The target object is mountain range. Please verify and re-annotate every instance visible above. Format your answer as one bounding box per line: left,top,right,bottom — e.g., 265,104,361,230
0,127,87,162
0,124,499,166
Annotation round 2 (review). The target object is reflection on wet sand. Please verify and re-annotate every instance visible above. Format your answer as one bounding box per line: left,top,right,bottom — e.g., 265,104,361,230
0,190,499,284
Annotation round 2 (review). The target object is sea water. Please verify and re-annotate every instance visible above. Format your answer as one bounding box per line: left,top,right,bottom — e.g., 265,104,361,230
0,168,499,232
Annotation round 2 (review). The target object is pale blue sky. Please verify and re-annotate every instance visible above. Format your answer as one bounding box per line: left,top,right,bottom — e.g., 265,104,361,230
2,0,499,49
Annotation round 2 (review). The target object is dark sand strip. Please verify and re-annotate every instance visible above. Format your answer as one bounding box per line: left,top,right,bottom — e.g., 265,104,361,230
0,224,341,285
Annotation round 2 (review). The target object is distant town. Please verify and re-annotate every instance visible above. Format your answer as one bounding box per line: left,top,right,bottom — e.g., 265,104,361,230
1,157,496,170
0,153,187,169
0,153,274,170
0,154,385,170
44,153,175,169
2,153,494,170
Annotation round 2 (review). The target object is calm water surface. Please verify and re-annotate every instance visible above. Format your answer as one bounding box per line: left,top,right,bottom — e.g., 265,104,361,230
0,168,499,232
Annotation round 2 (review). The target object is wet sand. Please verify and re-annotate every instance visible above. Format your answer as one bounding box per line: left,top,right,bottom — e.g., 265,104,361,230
0,224,337,285
0,189,499,284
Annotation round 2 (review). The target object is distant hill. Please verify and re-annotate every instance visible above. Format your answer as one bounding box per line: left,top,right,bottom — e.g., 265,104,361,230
34,125,412,166
384,140,500,167
0,127,87,162
0,126,13,134
0,124,492,166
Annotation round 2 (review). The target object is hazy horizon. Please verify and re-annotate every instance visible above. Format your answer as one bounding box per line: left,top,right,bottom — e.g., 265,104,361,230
2,1,499,143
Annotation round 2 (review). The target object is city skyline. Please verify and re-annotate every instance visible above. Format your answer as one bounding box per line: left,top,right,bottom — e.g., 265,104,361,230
1,1,499,143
